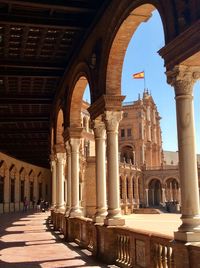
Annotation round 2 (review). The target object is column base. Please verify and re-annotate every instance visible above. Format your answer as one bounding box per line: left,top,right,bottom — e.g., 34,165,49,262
56,206,65,213
104,217,125,226
95,215,106,224
174,230,200,242
4,202,9,213
70,208,82,217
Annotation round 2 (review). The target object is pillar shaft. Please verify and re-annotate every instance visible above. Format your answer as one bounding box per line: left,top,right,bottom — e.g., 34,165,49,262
56,153,65,210
167,65,200,242
51,158,57,207
70,138,82,217
104,111,125,226
93,117,107,222
65,142,72,213
145,188,149,207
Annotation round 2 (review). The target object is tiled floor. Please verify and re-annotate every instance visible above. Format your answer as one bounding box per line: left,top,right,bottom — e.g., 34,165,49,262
0,211,116,268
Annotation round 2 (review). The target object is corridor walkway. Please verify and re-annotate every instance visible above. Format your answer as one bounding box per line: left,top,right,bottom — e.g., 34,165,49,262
0,211,116,268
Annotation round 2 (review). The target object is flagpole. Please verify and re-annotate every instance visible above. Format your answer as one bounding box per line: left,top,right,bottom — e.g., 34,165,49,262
144,70,146,91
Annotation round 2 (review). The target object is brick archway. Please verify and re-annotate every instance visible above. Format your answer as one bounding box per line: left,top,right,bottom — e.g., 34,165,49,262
105,3,164,96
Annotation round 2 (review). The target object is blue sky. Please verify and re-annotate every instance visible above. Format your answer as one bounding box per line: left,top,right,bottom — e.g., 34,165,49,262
84,10,200,153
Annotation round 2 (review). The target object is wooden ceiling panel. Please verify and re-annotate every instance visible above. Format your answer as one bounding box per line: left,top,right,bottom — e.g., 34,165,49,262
0,0,109,167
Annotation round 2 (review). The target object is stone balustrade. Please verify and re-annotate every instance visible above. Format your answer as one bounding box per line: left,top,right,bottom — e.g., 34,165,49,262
51,211,200,267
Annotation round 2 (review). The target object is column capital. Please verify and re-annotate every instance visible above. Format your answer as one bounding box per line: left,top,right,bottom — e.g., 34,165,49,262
70,138,81,153
104,111,122,133
166,65,200,95
55,152,66,164
92,115,106,139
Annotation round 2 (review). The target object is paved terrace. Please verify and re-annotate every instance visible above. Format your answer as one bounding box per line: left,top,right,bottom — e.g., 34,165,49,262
0,211,181,267
0,212,117,268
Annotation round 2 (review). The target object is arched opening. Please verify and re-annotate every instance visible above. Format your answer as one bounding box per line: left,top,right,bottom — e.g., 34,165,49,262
149,179,162,206
9,164,17,211
120,145,135,164
165,178,179,202
56,109,64,145
106,4,175,170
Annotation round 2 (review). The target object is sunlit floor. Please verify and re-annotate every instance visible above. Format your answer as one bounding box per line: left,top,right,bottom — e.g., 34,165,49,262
0,211,182,267
0,211,117,268
123,213,182,237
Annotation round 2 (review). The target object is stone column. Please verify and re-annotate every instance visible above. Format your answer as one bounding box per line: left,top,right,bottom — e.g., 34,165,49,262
167,65,200,242
169,182,173,201
65,141,71,215
15,171,20,211
93,117,107,223
104,111,125,226
55,152,66,211
50,157,57,207
151,189,155,206
33,176,38,204
4,167,10,212
145,188,149,207
70,138,82,217
162,188,166,203
134,176,140,209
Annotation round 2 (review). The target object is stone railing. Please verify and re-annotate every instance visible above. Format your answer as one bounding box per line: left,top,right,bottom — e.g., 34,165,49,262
51,211,200,267
114,228,174,268
65,216,97,254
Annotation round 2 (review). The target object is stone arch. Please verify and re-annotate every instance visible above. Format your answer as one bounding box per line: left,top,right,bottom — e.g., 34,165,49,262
66,62,93,128
69,76,90,128
105,3,166,96
0,160,7,177
145,176,163,188
19,167,27,202
55,109,64,145
9,164,17,178
164,177,180,202
148,178,162,206
120,145,135,164
163,176,180,186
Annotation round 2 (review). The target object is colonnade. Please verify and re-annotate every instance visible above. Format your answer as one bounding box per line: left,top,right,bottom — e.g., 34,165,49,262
51,65,200,240
52,110,125,226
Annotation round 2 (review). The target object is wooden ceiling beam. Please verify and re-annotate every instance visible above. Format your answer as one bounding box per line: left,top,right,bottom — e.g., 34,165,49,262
0,69,62,77
0,116,49,122
0,13,87,30
0,61,66,71
4,0,95,13
0,129,49,134
0,96,52,104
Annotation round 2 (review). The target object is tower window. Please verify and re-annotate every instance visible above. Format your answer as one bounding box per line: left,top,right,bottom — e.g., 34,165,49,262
121,129,125,138
127,128,132,137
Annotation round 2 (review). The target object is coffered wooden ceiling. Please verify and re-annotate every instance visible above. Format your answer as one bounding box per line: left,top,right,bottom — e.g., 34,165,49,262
0,0,109,168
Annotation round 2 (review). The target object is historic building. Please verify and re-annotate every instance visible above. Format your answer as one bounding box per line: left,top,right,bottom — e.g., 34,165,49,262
0,0,200,267
0,152,51,213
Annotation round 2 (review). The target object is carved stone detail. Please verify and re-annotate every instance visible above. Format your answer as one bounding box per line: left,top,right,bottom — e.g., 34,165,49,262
104,111,122,133
166,65,200,96
92,116,106,139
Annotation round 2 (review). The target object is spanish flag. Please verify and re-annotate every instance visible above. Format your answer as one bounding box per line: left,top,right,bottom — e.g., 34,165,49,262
133,71,144,79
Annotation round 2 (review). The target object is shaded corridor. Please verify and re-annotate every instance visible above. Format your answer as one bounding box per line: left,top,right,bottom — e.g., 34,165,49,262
0,211,116,268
